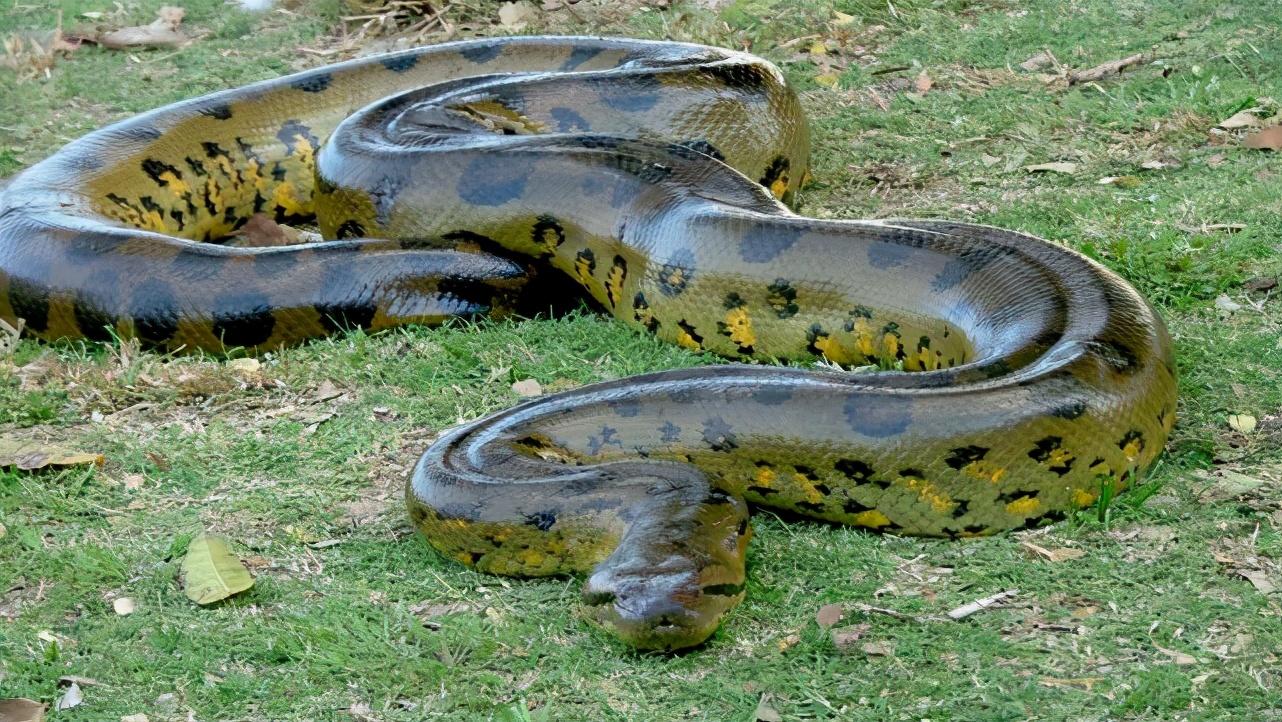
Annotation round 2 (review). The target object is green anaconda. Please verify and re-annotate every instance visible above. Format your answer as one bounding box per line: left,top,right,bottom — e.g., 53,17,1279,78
0,36,1176,651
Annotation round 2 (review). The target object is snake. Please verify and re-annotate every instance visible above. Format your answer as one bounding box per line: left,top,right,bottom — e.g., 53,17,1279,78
0,36,1176,651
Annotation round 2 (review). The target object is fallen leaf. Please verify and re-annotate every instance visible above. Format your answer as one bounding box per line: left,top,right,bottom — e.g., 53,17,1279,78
0,698,46,722
813,71,841,88
1244,277,1277,293
1237,570,1276,594
816,603,843,629
511,379,543,397
53,682,82,711
913,70,933,94
0,436,104,471
313,380,343,402
1215,295,1243,313
124,474,145,490
832,10,856,26
1245,126,1282,151
1156,646,1198,665
57,676,104,688
753,696,783,722
981,154,1001,167
226,358,260,375
1227,414,1257,434
1021,541,1086,563
113,597,135,616
229,214,301,247
776,633,800,651
1099,175,1141,188
1024,162,1077,174
808,40,827,57
1019,51,1053,72
1218,109,1268,129
122,714,150,722
861,640,894,656
1040,677,1104,692
497,1,536,28
1140,159,1174,170
0,523,6,539
830,623,870,651
99,6,189,49
180,532,255,605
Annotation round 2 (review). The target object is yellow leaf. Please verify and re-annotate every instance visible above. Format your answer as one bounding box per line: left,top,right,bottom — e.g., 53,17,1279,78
180,532,254,605
814,72,841,88
0,436,104,471
1227,414,1257,433
808,40,827,56
832,10,856,26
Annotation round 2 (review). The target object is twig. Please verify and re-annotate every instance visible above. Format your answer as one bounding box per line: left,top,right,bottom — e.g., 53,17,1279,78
1069,53,1143,85
948,589,1019,619
855,603,915,621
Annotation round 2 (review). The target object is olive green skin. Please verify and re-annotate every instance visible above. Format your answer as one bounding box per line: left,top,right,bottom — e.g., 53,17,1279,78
0,37,1177,652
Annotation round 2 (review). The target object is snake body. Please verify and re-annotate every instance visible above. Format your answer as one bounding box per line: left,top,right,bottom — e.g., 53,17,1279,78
0,37,1176,650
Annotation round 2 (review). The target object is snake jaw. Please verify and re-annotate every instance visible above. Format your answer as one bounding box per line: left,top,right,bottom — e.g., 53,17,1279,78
581,565,731,652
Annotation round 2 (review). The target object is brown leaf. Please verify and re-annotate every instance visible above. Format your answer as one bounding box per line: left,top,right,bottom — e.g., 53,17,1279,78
861,640,895,656
753,696,783,722
1021,541,1086,563
98,7,189,49
511,379,543,397
830,623,870,651
1218,109,1268,129
0,437,104,470
1237,570,1276,595
1244,277,1277,293
0,698,46,722
1245,126,1282,151
815,603,844,629
1039,677,1104,692
1156,646,1198,665
230,215,293,247
1024,162,1077,174
1019,51,1053,72
913,70,933,94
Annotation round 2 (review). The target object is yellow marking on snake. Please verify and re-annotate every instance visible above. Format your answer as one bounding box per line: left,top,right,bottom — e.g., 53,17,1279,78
0,36,1176,653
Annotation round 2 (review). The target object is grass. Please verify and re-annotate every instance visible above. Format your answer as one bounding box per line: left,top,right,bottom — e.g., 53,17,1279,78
2,0,1281,719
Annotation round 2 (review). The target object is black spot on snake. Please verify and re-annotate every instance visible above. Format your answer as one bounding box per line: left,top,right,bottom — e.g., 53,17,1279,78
701,417,736,452
702,62,770,92
750,386,792,406
1024,510,1067,529
460,43,503,64
335,220,366,239
674,139,726,162
608,400,642,418
72,287,117,343
560,46,603,71
951,499,971,519
765,278,799,318
945,445,990,470
457,156,532,206
212,292,276,348
7,273,51,333
129,279,181,345
843,394,912,438
381,54,419,73
601,90,660,113
141,158,183,187
658,421,681,443
998,489,1040,504
796,501,826,514
834,458,874,484
290,72,332,93
842,498,874,514
1051,400,1088,420
739,220,803,263
198,102,234,120
657,249,695,297
866,241,915,269
119,123,162,142
758,156,789,190
549,107,590,132
276,119,319,155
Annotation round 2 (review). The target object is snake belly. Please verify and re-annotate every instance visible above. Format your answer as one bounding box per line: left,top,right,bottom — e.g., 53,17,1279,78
0,36,1177,651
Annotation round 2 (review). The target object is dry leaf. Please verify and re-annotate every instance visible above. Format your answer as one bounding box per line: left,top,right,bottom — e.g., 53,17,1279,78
229,215,298,247
99,7,189,49
53,682,82,711
1022,541,1086,563
1024,162,1077,174
124,474,145,490
1039,677,1103,692
1245,126,1282,151
1227,414,1257,433
313,380,343,402
0,523,6,539
913,70,933,94
808,40,827,57
180,532,255,605
1244,277,1278,293
122,714,151,722
113,597,136,616
1215,295,1243,313
832,10,856,26
753,696,782,722
1019,52,1053,72
57,676,103,689
227,358,261,375
0,698,46,722
1156,646,1198,665
0,436,104,470
511,379,543,397
981,154,1001,167
814,71,840,87
776,633,800,651
830,623,869,651
497,1,536,28
861,640,894,656
1237,570,1276,595
1218,109,1268,129
815,603,843,629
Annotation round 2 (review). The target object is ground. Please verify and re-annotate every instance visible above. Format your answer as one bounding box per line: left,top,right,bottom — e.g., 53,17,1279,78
1,0,1280,720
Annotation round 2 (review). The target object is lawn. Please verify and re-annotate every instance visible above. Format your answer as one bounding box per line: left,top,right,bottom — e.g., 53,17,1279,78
1,0,1280,720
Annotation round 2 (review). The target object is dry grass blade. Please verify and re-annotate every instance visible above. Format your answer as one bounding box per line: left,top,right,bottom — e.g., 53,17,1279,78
340,0,452,42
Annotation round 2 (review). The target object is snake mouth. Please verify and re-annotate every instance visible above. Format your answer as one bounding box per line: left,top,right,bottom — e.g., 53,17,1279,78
580,570,745,652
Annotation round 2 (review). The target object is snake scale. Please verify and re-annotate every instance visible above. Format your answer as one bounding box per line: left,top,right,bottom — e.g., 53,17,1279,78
0,36,1176,650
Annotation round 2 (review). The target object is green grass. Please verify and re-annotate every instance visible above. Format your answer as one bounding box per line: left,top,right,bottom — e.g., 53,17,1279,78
2,0,1281,720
